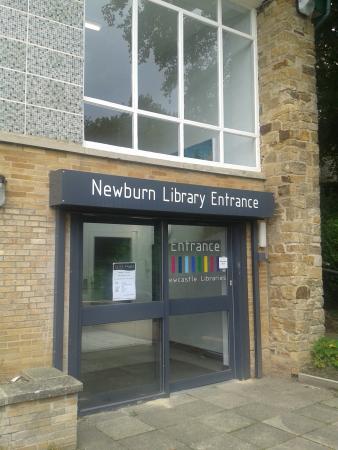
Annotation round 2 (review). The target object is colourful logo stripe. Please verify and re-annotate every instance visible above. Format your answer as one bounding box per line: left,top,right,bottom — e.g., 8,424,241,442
178,256,182,273
184,256,189,273
197,255,202,272
171,256,175,273
191,256,196,273
203,255,208,272
210,255,214,272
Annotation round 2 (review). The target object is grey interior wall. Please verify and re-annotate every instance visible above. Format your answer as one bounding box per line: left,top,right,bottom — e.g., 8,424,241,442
0,0,84,143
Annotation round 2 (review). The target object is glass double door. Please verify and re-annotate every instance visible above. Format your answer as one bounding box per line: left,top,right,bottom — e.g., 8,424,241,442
77,219,234,412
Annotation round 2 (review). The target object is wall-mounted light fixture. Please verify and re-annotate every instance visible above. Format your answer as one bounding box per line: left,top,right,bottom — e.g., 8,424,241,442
297,0,315,16
0,175,7,207
258,220,267,249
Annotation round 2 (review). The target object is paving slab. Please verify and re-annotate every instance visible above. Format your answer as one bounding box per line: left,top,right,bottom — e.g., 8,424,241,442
196,391,253,409
135,407,187,428
191,433,259,450
230,422,294,448
96,415,155,440
174,398,224,417
233,402,289,421
304,422,338,449
77,377,338,449
263,412,323,435
161,418,220,446
321,396,338,409
296,403,338,424
77,425,126,450
197,409,254,433
120,429,191,450
269,436,331,450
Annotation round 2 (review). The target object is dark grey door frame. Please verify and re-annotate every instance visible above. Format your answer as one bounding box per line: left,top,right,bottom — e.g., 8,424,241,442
67,213,251,410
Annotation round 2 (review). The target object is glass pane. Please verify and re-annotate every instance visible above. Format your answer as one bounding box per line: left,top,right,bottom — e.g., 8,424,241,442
222,0,251,34
165,0,217,21
138,116,178,155
82,223,160,305
85,0,132,105
170,312,229,382
84,104,132,148
184,18,218,125
184,125,219,161
224,133,256,167
80,320,161,408
168,225,228,299
138,1,178,116
223,33,254,132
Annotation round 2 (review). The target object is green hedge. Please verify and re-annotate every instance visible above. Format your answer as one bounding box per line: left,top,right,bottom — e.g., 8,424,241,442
311,337,338,369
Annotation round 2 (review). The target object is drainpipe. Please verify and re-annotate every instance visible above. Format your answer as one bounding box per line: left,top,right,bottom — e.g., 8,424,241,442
251,222,263,378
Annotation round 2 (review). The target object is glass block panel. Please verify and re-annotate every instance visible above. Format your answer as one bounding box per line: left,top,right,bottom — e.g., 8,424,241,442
223,132,256,167
84,104,132,148
184,125,219,161
85,0,132,105
222,0,251,34
223,32,254,132
165,0,217,21
138,116,178,155
138,0,178,116
184,17,218,125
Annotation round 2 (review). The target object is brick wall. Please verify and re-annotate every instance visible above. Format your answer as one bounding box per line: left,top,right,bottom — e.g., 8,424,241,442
0,143,266,379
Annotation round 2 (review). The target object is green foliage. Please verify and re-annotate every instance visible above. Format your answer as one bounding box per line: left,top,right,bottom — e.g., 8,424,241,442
321,184,338,309
316,1,338,177
311,337,338,369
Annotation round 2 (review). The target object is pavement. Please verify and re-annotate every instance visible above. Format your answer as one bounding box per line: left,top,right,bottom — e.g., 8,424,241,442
77,377,338,450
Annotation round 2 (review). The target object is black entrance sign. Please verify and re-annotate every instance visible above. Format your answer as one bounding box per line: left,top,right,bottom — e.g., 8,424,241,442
50,170,274,218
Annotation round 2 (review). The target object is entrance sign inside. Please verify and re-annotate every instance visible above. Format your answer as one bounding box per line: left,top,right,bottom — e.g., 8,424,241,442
50,170,274,218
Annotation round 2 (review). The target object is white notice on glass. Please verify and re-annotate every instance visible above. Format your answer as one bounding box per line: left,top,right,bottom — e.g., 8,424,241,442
112,262,136,301
219,256,228,269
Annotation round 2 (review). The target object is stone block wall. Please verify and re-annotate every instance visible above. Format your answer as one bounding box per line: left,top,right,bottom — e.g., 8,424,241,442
0,0,83,142
257,0,324,372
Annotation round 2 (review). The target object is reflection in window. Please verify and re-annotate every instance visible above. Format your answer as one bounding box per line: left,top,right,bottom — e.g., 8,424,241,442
184,18,218,125
165,0,217,20
170,312,229,383
222,0,251,34
224,132,256,167
138,1,178,116
84,104,133,147
184,125,219,161
80,320,162,408
84,0,258,169
223,32,254,132
85,0,132,105
168,225,227,299
139,116,179,156
82,223,159,305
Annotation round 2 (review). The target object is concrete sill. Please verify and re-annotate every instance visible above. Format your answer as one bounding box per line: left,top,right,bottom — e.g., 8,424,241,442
0,367,82,407
298,372,338,390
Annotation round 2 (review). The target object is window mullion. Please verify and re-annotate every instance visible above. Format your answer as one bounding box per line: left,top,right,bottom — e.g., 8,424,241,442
178,10,184,159
218,0,224,163
132,0,139,151
251,9,261,170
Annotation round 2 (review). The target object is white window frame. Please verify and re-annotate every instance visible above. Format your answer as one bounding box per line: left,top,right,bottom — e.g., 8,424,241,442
83,0,260,172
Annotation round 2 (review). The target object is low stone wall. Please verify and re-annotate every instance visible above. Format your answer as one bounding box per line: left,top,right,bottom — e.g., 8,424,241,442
0,368,82,450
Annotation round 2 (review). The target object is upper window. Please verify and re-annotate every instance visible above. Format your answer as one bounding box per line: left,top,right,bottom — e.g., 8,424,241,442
84,0,258,170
